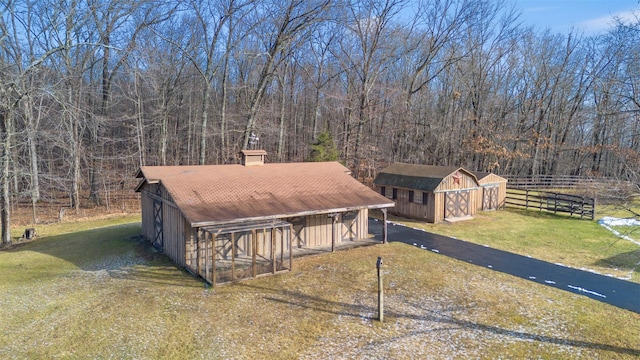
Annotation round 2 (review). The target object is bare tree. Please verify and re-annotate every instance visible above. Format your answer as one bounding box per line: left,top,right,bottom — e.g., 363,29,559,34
240,0,331,150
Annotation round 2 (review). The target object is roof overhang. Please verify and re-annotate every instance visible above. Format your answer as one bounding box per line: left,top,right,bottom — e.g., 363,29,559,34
134,178,159,192
191,203,394,228
201,219,292,235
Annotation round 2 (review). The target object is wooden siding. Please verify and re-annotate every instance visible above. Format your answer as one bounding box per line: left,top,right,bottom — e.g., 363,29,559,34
475,182,507,210
377,185,433,222
140,187,155,243
161,201,189,267
341,209,368,241
434,170,478,192
474,174,507,211
140,183,192,268
477,173,507,185
288,209,368,248
304,214,332,248
377,183,478,223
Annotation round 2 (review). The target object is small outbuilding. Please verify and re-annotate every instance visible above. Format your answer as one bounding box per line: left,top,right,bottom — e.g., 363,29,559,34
472,171,508,211
373,163,481,223
135,150,394,286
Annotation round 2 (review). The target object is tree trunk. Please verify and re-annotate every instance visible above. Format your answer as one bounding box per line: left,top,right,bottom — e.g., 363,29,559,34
1,110,12,245
199,84,210,165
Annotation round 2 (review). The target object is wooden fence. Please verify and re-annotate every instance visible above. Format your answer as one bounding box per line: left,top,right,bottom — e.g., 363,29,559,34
503,175,629,190
505,188,595,219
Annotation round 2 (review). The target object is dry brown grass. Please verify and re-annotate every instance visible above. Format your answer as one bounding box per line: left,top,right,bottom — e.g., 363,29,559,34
1,217,639,359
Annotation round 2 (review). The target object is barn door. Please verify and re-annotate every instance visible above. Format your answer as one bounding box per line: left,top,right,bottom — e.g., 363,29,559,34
153,186,163,249
483,186,499,210
289,217,305,248
445,190,470,218
341,211,358,241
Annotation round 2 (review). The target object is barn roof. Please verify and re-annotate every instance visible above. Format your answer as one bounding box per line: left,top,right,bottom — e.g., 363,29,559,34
471,171,508,184
136,162,394,227
374,163,478,191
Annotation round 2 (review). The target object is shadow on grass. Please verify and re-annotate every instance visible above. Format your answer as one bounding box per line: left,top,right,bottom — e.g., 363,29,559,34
5,223,201,288
595,250,640,274
239,283,640,357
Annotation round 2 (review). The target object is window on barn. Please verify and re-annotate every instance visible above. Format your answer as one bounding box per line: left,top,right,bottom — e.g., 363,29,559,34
380,186,386,197
408,190,414,203
392,188,398,199
422,192,428,205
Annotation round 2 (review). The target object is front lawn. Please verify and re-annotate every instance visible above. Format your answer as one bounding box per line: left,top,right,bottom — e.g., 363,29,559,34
0,216,639,358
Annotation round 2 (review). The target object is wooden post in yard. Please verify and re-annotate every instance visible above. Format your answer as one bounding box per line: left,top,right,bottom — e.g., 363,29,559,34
376,256,384,322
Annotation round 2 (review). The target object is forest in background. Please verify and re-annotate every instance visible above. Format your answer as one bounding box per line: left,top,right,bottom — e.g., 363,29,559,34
1,0,640,243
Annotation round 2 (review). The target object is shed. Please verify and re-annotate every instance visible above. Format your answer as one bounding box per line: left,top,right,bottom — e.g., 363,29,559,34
135,151,394,286
373,163,480,223
472,171,508,211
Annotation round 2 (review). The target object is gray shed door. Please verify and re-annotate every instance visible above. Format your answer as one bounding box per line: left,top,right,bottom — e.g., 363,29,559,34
445,190,470,218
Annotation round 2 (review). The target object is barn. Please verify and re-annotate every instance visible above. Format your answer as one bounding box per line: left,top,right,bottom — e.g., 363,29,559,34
472,171,508,211
373,163,482,223
135,150,394,286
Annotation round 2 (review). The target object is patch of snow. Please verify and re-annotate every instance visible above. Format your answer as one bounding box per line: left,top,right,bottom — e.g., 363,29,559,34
567,285,606,298
544,280,556,285
431,249,439,253
598,216,640,227
597,217,640,246
529,276,536,280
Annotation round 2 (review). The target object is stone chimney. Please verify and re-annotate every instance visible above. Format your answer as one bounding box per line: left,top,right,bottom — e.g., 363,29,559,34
240,149,267,166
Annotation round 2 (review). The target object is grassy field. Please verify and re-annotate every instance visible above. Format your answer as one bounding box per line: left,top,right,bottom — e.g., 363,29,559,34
1,213,639,359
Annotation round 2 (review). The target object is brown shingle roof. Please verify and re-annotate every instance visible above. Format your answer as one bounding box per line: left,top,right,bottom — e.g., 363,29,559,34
374,163,477,191
137,162,394,226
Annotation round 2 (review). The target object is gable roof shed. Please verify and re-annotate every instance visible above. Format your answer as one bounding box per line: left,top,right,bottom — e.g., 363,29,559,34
373,163,479,192
374,163,480,223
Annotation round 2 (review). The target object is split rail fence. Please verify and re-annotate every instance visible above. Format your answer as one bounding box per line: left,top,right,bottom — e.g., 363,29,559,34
505,188,595,219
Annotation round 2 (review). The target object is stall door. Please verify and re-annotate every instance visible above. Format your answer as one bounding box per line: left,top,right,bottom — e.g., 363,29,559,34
482,186,499,210
341,211,359,241
445,190,470,218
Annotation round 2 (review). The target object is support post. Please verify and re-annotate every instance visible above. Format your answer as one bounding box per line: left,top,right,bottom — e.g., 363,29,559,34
376,256,384,322
288,224,293,271
212,233,216,288
196,229,202,277
252,229,257,278
231,232,236,281
272,227,277,274
328,213,339,252
382,208,388,244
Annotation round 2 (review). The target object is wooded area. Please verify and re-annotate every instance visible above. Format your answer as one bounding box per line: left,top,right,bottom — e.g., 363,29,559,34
2,0,640,244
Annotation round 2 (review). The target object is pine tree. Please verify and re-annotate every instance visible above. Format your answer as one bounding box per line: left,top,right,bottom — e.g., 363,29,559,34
307,131,339,162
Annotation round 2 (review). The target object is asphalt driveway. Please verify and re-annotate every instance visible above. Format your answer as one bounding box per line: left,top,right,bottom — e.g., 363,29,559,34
368,218,640,314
